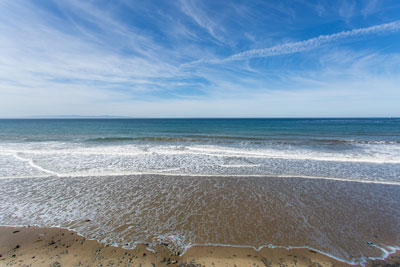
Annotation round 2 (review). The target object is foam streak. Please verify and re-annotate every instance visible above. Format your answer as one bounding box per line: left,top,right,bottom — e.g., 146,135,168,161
1,172,400,186
13,153,61,176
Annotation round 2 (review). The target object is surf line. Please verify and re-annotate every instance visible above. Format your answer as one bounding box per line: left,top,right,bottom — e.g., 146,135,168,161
13,153,61,176
1,171,400,186
1,221,395,267
3,148,400,164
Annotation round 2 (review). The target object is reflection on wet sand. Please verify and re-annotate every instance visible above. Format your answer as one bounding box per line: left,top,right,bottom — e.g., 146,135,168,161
3,226,400,266
1,174,399,264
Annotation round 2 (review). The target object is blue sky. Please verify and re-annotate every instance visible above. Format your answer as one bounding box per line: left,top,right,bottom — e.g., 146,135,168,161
0,0,400,117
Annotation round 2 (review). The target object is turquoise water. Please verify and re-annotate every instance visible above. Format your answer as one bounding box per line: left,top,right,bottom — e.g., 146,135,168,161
1,118,399,143
0,118,399,182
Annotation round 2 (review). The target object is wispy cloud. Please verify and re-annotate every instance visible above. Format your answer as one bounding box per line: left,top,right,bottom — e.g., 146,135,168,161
1,0,400,117
0,1,190,91
338,0,356,21
361,0,379,17
208,21,400,63
179,0,225,44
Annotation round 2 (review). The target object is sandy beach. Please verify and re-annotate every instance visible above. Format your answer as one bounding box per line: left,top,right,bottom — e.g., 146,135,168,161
0,226,398,267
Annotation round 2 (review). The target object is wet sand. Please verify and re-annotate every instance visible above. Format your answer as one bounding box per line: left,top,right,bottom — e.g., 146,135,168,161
1,226,399,267
1,175,400,264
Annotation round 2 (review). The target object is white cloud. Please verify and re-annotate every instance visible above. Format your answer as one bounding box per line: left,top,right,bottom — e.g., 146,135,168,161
0,1,191,96
228,21,400,61
182,20,400,67
0,1,399,117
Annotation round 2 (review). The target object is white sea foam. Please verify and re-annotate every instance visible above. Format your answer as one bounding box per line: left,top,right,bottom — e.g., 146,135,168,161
1,141,399,183
220,164,260,167
13,153,61,176
1,173,400,186
1,141,399,163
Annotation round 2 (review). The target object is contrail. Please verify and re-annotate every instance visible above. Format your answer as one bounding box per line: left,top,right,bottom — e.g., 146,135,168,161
182,20,400,66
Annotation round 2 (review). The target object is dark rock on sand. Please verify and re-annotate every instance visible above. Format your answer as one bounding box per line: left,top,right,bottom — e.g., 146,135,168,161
50,262,61,267
178,263,203,267
261,258,273,267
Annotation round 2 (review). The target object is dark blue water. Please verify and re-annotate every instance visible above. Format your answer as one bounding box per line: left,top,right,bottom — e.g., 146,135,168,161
1,118,399,143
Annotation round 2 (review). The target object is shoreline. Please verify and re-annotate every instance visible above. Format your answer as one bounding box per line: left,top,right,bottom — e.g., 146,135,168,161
1,226,399,266
1,173,400,187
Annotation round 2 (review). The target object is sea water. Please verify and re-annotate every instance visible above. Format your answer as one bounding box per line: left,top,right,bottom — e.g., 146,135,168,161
0,118,399,264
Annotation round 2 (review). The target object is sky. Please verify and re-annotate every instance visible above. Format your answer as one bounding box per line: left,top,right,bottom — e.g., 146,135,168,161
0,0,400,118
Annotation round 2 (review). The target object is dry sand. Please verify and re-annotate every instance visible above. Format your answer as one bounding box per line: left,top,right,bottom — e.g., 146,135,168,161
0,226,398,267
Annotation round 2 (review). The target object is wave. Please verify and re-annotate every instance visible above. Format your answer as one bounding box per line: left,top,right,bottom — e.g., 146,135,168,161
312,139,400,145
181,135,267,141
85,136,400,146
1,172,400,186
2,141,400,163
87,137,207,142
13,153,61,176
86,136,293,146
86,136,272,143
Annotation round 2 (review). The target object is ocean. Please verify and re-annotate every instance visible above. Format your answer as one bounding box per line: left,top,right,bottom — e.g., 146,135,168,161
0,118,399,264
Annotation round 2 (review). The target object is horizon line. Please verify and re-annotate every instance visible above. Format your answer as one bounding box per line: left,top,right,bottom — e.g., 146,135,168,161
0,116,397,119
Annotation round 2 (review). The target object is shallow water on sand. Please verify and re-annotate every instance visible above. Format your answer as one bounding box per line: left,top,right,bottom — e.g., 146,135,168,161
0,174,399,264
